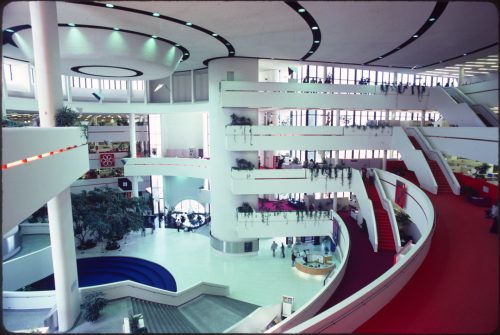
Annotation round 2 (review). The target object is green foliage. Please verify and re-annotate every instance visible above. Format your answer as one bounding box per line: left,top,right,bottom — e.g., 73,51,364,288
55,106,79,127
82,292,107,322
72,188,149,248
2,117,24,127
27,205,48,223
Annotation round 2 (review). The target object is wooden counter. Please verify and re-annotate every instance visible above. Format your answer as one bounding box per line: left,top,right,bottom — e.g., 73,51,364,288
295,259,335,276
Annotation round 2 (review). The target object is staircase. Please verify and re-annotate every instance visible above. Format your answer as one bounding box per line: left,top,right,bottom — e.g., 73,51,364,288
364,180,396,252
130,295,260,333
408,137,452,194
131,298,198,333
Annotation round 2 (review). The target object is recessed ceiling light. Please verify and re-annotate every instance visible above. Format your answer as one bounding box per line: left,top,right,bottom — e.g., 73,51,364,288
311,26,318,30
413,34,418,38
152,12,160,17
314,40,320,44
151,35,157,39
212,33,218,37
308,51,313,54
378,56,383,59
184,52,189,55
463,53,467,56
113,27,120,31
226,43,231,46
185,22,193,26
174,43,180,47
68,23,76,27
229,51,235,54
429,17,436,21
105,3,114,8
298,8,306,13
6,28,14,33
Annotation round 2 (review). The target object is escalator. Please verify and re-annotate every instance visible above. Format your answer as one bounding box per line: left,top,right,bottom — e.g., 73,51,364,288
443,87,498,127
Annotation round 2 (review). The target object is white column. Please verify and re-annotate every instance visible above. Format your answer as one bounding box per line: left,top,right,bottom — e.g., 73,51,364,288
126,81,132,104
169,75,173,104
421,110,426,126
335,110,340,126
65,76,72,104
144,80,149,104
334,150,339,165
208,58,259,247
382,150,387,171
458,66,465,86
191,69,195,103
384,109,389,121
333,193,338,211
129,112,139,197
98,79,103,104
29,1,80,331
2,68,8,118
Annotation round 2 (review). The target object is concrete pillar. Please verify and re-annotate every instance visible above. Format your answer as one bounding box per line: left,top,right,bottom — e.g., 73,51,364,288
126,81,132,104
65,76,72,104
335,110,340,126
421,110,426,126
2,68,8,118
334,150,339,165
169,75,173,104
208,58,259,252
458,66,465,86
333,193,338,211
129,113,139,197
98,79,103,104
191,69,195,103
382,150,387,171
144,80,149,104
29,1,80,331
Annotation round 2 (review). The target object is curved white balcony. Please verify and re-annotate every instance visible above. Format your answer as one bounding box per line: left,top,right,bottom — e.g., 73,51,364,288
226,125,392,151
124,157,210,179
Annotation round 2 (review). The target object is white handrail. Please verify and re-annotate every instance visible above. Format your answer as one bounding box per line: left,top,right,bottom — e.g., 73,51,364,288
408,127,460,195
373,169,401,252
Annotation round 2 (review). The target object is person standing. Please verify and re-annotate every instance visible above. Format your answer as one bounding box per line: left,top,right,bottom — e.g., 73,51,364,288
271,241,278,257
176,218,181,232
281,242,285,258
291,252,296,267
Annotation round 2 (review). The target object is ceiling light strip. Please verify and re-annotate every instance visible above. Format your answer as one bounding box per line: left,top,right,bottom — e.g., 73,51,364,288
364,2,448,65
82,2,235,57
418,43,498,69
285,1,321,60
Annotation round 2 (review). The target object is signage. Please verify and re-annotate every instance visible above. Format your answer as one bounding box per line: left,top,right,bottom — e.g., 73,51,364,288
395,180,407,208
99,153,115,167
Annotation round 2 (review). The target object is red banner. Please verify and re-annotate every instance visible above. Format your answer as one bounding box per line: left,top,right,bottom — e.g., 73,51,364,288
395,180,407,208
99,153,115,168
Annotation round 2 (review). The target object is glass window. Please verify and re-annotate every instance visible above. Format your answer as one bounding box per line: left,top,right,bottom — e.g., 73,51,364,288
345,150,352,159
340,68,348,84
174,199,205,213
382,72,390,83
353,150,359,159
103,80,110,90
317,66,324,82
366,150,373,159
356,69,363,84
369,70,377,85
359,150,366,159
388,72,395,84
334,68,341,84
402,73,408,84
348,68,355,85
339,150,345,159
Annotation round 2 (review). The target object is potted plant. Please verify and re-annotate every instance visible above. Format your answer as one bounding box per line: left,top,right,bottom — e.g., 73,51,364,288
82,292,108,322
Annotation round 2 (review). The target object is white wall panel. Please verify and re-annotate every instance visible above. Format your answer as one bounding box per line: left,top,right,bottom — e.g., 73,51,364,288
88,125,149,142
124,157,210,179
2,246,53,291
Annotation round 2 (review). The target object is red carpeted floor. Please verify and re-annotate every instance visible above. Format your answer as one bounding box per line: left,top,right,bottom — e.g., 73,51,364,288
318,211,394,312
355,193,499,333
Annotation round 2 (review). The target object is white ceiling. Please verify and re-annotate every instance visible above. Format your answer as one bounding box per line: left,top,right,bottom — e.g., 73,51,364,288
2,1,498,77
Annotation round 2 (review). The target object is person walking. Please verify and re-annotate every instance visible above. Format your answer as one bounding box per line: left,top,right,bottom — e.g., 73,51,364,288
281,242,285,258
271,241,278,257
291,252,296,266
176,218,181,232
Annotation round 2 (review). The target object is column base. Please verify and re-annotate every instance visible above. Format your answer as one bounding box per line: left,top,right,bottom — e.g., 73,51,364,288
210,232,259,254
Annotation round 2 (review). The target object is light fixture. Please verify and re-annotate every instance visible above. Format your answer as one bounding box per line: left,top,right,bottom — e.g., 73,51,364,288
154,83,164,92
184,52,189,56
378,56,383,59
226,42,231,46
308,51,313,54
152,12,160,17
6,28,14,33
185,22,193,26
429,17,436,21
151,35,157,39
463,53,467,56
92,93,102,101
174,43,180,47
68,23,76,27
105,3,114,8
298,8,306,13
212,33,218,37
314,40,320,44
311,26,318,30
113,27,120,31
229,51,234,54
413,34,418,38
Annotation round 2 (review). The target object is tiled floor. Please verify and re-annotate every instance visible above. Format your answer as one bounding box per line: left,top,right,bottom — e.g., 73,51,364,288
76,225,329,308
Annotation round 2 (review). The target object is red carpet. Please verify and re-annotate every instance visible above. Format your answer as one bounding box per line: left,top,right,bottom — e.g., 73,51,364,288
355,193,499,333
319,211,394,312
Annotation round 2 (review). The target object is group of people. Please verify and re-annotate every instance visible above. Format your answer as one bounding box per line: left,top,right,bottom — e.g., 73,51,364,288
271,241,286,258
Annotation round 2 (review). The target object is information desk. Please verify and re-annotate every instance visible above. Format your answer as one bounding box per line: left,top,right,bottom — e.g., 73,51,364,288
295,254,334,276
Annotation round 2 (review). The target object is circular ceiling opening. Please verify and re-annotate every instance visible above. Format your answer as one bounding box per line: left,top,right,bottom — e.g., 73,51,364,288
71,65,143,78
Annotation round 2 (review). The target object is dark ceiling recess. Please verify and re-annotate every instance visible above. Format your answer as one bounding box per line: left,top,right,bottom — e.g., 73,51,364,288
71,65,144,78
364,2,448,65
83,2,236,57
285,1,321,60
3,24,190,61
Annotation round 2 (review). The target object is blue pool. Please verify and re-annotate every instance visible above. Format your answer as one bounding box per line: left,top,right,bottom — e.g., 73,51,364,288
25,256,177,292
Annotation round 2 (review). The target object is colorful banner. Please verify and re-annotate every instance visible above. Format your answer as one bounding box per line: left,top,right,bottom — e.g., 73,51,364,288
99,153,115,168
